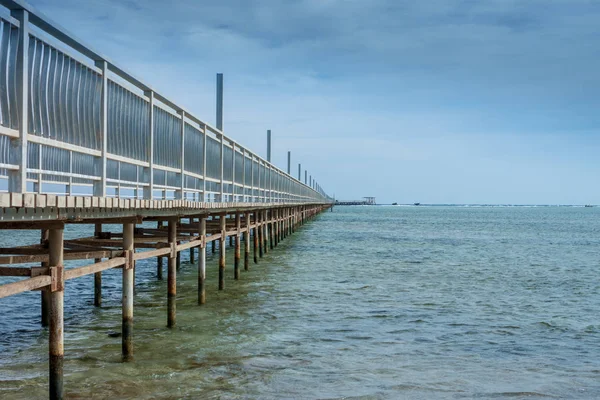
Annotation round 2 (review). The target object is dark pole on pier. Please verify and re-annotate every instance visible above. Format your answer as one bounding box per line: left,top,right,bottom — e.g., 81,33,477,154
253,211,259,263
216,73,223,131
267,130,272,162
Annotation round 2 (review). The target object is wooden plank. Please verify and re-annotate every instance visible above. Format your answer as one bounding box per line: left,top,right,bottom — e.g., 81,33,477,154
0,267,31,276
0,275,52,299
64,257,126,281
206,233,222,242
176,239,203,252
133,247,171,261
0,221,65,230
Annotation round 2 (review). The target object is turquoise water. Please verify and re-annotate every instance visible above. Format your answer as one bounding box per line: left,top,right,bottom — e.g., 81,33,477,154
1,206,599,399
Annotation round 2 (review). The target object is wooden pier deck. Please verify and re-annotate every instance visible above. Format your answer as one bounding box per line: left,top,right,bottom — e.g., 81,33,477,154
0,0,333,398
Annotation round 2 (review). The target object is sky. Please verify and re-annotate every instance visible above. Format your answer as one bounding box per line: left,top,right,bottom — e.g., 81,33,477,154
26,0,600,204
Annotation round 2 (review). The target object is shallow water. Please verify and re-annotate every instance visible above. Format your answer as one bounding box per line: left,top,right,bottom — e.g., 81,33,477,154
1,206,599,399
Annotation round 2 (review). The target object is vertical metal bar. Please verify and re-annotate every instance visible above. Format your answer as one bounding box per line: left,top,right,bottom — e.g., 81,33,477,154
48,226,64,400
122,222,134,360
198,216,206,304
202,124,207,201
231,144,235,202
219,135,224,202
167,219,176,328
287,151,291,175
144,90,154,199
178,110,185,199
298,163,301,181
219,213,226,290
305,170,307,185
10,9,29,193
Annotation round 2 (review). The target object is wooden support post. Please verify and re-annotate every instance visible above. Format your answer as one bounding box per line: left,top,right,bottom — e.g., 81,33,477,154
94,224,103,307
41,229,50,326
234,213,241,279
122,223,134,361
269,210,274,250
263,210,268,254
244,212,250,271
176,240,181,271
198,217,206,304
219,213,226,290
253,212,258,264
167,220,177,328
189,218,195,264
157,221,163,280
258,211,264,258
48,226,64,400
275,209,280,246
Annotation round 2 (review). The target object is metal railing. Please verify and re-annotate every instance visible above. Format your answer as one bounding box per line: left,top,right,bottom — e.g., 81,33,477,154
0,0,331,204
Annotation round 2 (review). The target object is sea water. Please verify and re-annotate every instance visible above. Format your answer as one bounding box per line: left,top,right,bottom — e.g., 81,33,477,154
0,206,599,399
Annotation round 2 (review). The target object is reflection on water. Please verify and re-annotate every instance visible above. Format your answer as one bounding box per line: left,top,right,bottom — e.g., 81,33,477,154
1,206,600,399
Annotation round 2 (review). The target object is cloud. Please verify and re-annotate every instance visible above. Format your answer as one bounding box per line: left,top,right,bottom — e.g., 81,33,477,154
23,0,600,203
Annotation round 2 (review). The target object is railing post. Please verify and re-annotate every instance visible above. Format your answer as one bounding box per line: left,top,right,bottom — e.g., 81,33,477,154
144,90,154,200
177,110,185,200
9,9,29,193
202,125,207,201
219,134,224,202
93,60,108,197
231,144,235,202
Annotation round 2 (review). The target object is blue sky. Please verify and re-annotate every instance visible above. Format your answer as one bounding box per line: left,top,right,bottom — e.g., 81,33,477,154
29,0,600,204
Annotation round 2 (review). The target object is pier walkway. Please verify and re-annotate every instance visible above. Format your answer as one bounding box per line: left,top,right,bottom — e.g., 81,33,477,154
0,1,332,398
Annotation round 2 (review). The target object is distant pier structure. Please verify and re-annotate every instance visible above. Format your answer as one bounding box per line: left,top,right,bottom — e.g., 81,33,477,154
335,197,376,206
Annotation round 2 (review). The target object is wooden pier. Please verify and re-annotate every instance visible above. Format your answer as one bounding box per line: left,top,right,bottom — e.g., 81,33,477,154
0,0,333,398
0,199,330,398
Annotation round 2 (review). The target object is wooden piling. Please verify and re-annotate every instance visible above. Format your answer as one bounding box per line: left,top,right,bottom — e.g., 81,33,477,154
244,212,250,270
41,229,50,326
219,213,226,290
234,213,241,280
167,220,177,328
198,217,206,304
48,226,64,400
157,221,163,280
263,210,269,253
269,210,274,250
91,224,102,307
258,212,264,258
253,212,258,264
189,218,195,264
122,223,134,360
